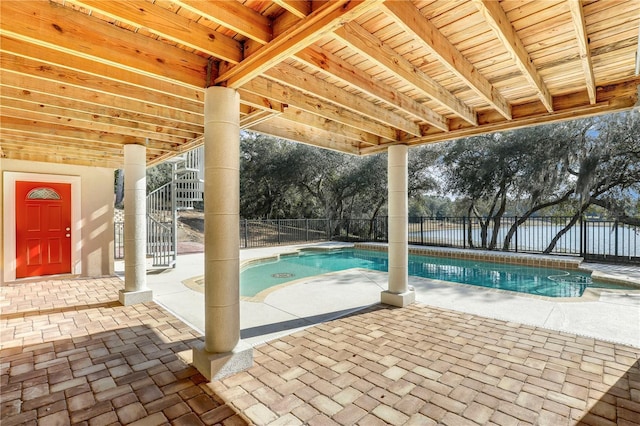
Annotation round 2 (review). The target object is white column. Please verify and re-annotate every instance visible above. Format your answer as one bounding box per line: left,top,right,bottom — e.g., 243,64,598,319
119,143,152,305
193,86,252,381
381,144,415,307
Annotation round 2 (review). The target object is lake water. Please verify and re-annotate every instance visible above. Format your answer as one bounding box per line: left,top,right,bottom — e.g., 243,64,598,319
409,223,639,257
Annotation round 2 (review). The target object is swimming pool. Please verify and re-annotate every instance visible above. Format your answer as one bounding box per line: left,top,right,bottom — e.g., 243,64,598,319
240,248,620,298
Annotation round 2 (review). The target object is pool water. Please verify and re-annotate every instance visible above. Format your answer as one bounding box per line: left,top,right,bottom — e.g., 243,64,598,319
240,248,616,298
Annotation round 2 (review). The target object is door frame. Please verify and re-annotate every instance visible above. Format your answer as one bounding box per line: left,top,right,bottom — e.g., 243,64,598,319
3,172,82,282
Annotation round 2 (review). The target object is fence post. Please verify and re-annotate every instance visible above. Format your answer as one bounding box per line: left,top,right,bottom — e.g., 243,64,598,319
243,219,248,248
614,219,619,257
346,219,351,242
171,162,178,267
327,219,331,241
306,219,309,241
277,219,281,244
420,217,424,245
462,217,466,249
372,218,376,241
514,216,518,253
581,219,586,258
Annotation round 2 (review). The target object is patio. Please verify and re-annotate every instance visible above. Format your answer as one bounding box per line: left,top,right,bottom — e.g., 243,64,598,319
2,271,639,425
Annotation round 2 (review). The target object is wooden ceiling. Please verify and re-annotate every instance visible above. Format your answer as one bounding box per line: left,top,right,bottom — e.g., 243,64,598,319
1,0,639,168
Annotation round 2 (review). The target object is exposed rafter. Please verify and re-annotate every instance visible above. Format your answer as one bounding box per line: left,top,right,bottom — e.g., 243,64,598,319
361,77,640,155
171,0,272,44
272,0,311,19
265,63,423,136
333,23,477,126
241,76,399,141
471,0,554,112
0,35,203,104
380,1,512,120
65,0,244,63
279,107,381,145
567,0,597,104
215,0,384,88
240,109,281,129
250,116,361,154
0,0,210,87
295,46,449,131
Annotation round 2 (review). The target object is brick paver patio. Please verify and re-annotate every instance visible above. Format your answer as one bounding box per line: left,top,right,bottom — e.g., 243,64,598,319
0,277,246,425
2,276,639,425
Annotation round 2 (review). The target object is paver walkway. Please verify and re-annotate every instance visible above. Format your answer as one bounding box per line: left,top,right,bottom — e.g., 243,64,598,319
2,276,640,425
0,277,246,425
211,304,640,426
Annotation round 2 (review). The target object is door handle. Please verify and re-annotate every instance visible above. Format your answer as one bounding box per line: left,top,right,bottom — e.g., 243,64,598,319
66,234,71,238
66,227,70,231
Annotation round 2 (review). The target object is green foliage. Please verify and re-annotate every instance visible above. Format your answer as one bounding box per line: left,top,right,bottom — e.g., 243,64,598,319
146,162,173,193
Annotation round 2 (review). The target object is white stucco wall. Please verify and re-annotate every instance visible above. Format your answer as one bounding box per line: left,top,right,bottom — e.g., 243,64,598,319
1,159,115,284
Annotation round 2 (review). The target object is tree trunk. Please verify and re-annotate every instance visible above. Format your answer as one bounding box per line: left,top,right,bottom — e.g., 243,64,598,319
544,205,588,254
502,189,574,251
368,198,386,238
472,206,488,249
115,169,125,207
467,205,475,248
489,190,507,249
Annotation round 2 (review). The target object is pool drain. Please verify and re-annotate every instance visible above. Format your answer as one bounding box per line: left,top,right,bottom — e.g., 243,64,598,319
272,272,295,278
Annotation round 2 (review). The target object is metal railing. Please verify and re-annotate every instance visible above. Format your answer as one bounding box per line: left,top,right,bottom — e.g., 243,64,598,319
115,215,640,265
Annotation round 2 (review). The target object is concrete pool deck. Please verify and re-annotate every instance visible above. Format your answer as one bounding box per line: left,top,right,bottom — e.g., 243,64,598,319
117,243,640,349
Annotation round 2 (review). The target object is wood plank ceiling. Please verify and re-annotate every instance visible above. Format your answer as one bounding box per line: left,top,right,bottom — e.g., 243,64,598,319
1,0,639,168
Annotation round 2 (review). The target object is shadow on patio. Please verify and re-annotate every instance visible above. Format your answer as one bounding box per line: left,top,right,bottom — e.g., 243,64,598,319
0,277,247,425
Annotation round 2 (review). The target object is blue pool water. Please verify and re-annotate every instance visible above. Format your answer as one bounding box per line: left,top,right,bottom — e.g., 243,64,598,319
240,248,615,298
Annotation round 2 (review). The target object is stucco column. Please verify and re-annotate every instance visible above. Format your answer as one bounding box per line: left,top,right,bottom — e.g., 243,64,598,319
381,144,415,307
193,86,252,381
119,143,152,305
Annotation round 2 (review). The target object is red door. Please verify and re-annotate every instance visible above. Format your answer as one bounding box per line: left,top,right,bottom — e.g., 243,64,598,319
15,181,72,278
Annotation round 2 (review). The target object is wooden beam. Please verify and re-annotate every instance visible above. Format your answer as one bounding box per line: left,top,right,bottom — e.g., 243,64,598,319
0,35,203,104
0,146,123,169
0,0,208,88
360,78,639,155
2,135,125,156
249,116,361,155
241,76,399,141
240,109,281,129
216,0,384,88
239,91,287,114
0,99,193,144
333,23,477,126
381,1,512,120
295,46,449,131
0,116,175,149
0,71,203,128
567,0,597,104
172,0,271,44
471,0,554,112
65,0,243,63
0,85,203,134
265,63,423,136
279,107,381,145
1,53,203,115
272,1,311,18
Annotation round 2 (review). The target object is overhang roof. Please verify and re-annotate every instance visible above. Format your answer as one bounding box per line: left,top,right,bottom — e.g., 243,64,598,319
1,0,639,168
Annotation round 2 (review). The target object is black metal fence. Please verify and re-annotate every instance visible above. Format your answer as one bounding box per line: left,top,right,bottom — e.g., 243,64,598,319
115,215,640,265
408,216,639,264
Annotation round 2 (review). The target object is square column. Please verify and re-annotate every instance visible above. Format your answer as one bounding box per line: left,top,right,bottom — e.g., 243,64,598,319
192,86,252,381
381,144,415,307
120,143,152,305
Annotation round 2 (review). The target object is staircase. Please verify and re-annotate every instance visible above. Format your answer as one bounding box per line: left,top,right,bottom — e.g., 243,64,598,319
146,146,204,267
